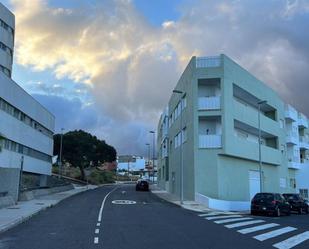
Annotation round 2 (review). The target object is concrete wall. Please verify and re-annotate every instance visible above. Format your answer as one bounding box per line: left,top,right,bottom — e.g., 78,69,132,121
0,167,20,202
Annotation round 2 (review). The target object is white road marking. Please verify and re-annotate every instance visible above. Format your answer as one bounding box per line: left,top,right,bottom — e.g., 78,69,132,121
95,229,99,234
206,215,242,220
214,217,253,224
273,231,309,249
253,227,297,241
96,223,100,226
238,223,279,234
225,220,265,228
199,212,235,217
94,237,99,244
98,186,118,222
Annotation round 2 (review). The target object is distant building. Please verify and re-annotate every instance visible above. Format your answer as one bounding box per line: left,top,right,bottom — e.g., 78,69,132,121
117,155,145,172
0,3,55,202
157,54,309,211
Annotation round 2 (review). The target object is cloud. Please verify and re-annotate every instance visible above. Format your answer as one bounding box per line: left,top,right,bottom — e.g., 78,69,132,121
10,0,309,155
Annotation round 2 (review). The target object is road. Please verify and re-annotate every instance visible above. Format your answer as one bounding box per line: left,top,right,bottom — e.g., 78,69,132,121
0,184,309,249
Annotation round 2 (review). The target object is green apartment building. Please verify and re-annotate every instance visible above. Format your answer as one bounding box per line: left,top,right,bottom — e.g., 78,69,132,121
157,54,309,211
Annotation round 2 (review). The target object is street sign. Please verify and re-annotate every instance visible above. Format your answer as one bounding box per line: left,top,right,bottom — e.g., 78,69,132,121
111,200,136,205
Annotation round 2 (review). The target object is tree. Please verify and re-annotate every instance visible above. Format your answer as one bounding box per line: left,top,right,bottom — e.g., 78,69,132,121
53,130,117,180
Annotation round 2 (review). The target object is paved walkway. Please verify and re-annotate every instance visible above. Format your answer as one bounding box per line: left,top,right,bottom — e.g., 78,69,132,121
0,185,97,233
150,184,212,212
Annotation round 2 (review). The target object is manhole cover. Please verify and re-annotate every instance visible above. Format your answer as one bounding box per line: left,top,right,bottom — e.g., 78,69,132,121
112,200,136,205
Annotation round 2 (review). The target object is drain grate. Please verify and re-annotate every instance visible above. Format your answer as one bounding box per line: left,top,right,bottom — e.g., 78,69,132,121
7,207,20,209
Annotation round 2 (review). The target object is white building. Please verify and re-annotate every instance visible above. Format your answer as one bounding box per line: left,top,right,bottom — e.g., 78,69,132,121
0,3,55,202
117,155,146,171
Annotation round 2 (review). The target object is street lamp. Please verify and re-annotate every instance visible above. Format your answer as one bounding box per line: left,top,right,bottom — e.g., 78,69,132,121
173,89,184,205
145,143,150,179
59,128,65,178
258,100,267,192
149,131,155,183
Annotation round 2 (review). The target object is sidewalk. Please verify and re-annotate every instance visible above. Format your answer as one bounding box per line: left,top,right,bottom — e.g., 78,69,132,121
150,184,212,213
0,185,97,233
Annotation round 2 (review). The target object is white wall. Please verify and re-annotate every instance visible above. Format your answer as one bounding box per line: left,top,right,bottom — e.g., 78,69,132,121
0,74,55,131
0,149,51,175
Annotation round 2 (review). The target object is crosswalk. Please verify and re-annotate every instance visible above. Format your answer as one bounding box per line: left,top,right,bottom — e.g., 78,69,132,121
198,211,309,249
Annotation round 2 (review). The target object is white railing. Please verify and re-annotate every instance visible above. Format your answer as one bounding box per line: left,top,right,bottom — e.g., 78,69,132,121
199,135,222,148
298,113,308,128
196,56,221,68
198,96,221,110
288,161,301,170
286,131,298,144
285,104,298,121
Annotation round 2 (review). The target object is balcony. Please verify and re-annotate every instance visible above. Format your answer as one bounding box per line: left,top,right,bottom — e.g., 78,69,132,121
288,161,301,170
285,105,298,121
286,131,298,145
298,113,308,128
198,96,221,110
299,136,309,150
199,135,222,148
196,56,221,68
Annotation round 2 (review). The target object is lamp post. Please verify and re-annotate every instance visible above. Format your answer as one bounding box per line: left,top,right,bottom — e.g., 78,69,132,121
258,100,267,192
173,89,184,205
59,128,65,178
145,143,150,179
149,131,155,183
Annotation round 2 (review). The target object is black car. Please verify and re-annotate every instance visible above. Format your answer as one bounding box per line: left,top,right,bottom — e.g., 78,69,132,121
283,193,309,214
251,193,291,217
135,180,149,191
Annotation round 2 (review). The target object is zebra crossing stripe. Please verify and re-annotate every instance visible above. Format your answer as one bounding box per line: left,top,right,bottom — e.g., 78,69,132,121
225,220,265,228
206,215,242,220
273,231,309,249
253,227,297,241
215,217,253,224
238,223,279,234
199,212,235,217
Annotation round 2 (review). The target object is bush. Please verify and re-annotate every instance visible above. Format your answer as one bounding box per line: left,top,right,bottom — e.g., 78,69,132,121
88,169,115,185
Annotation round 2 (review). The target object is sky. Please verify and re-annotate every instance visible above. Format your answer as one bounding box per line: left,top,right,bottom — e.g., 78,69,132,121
2,0,309,156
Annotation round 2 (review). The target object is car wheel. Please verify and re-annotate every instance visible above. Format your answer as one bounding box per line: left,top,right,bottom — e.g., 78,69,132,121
286,209,291,216
275,207,281,217
250,210,256,216
306,207,309,214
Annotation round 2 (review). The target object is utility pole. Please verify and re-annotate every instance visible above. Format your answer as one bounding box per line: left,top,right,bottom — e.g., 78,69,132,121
145,143,150,179
149,131,155,183
258,100,267,193
59,128,64,178
18,155,24,201
173,89,184,204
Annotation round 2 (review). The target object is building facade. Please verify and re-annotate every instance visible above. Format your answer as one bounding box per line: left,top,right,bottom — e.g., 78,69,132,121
157,54,309,211
0,3,55,202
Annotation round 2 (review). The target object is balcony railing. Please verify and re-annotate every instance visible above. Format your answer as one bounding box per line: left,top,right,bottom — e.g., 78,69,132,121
199,135,222,148
285,105,298,121
298,113,308,128
196,56,221,68
286,131,298,145
288,161,301,170
299,136,309,150
198,96,221,110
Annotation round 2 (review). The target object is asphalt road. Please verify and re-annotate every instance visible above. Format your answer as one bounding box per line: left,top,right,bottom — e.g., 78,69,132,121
0,184,309,249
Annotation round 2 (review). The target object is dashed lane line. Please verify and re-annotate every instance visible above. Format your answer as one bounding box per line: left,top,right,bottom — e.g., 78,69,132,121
238,223,280,234
225,220,265,229
96,223,100,226
253,227,297,241
214,217,253,224
95,229,99,234
94,237,99,244
272,231,309,249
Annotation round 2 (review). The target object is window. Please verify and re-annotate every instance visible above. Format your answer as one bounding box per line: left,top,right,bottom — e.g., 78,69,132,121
182,127,187,143
182,95,187,109
290,178,296,188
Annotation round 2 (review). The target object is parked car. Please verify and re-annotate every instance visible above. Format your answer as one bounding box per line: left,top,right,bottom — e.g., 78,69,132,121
135,179,149,191
283,193,309,214
251,193,291,217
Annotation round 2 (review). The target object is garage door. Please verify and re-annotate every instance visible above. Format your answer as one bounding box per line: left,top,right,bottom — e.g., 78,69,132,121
249,170,260,200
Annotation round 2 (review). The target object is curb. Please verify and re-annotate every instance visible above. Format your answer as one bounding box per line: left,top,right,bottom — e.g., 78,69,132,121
0,186,96,234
